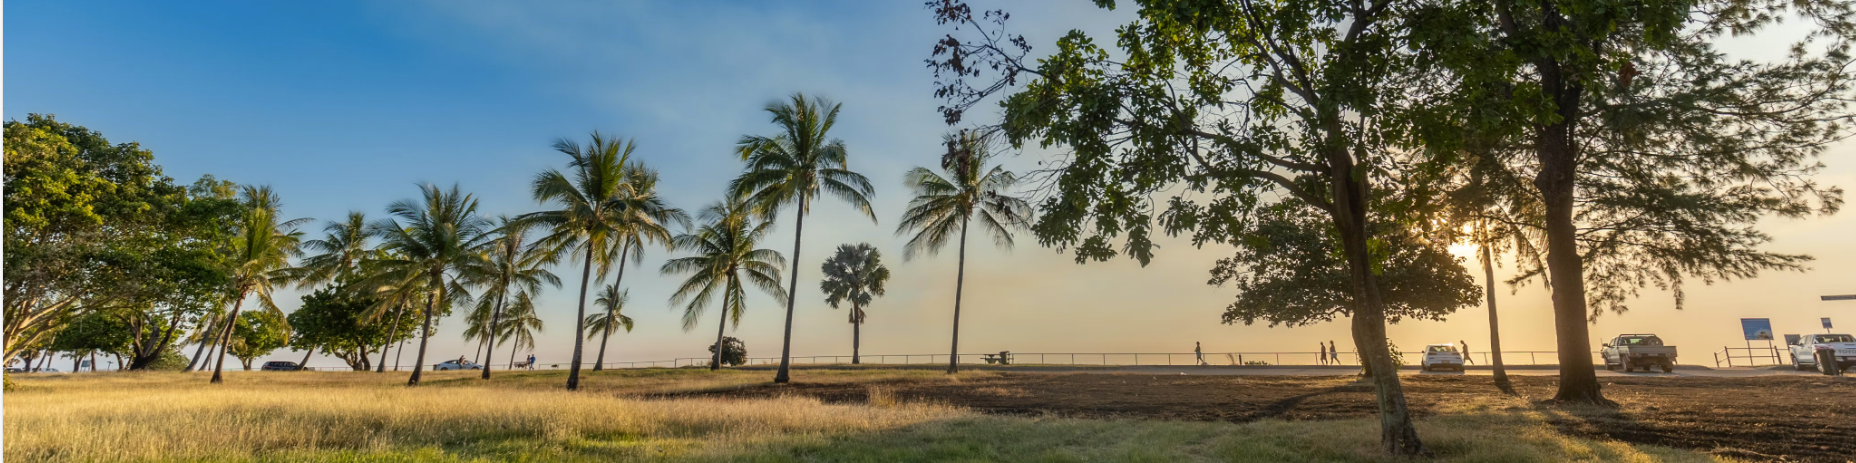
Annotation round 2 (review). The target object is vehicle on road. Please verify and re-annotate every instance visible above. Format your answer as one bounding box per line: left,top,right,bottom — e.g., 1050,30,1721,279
1420,344,1465,372
260,361,304,371
1788,333,1855,373
433,360,482,371
1602,334,1677,372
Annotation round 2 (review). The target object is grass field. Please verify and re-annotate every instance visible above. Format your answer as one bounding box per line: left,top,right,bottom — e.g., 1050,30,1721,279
4,368,1740,462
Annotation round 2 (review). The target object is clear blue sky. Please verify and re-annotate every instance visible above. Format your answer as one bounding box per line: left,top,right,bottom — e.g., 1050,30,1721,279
8,1,1853,370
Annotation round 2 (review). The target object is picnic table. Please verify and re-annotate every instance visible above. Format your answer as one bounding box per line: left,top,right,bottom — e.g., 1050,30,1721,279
981,351,1013,365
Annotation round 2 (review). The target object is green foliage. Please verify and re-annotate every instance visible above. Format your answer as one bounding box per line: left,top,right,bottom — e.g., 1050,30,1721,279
227,310,290,370
708,337,748,367
49,312,133,357
661,196,788,332
144,349,190,371
820,243,890,324
3,373,15,392
288,286,418,371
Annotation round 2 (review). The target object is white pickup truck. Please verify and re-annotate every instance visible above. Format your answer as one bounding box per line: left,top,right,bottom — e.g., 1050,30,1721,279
1788,333,1856,373
1601,334,1677,373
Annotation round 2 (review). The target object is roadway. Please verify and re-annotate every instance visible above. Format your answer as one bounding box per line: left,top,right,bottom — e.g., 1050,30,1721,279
767,363,1831,378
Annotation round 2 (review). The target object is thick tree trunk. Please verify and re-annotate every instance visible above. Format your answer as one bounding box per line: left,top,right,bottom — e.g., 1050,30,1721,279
948,216,970,374
595,248,629,372
481,290,508,380
185,314,218,372
1534,45,1610,405
712,287,731,371
210,297,248,384
378,302,407,373
566,247,596,390
1324,139,1424,454
1481,244,1514,393
774,200,807,384
407,292,437,386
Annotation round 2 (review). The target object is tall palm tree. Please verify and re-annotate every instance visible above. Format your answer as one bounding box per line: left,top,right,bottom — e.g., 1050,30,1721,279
661,195,788,371
591,164,688,371
466,216,559,379
366,183,492,386
585,285,635,369
497,291,545,369
897,132,1033,374
210,186,309,383
286,212,373,369
819,243,889,365
522,132,638,391
731,93,876,383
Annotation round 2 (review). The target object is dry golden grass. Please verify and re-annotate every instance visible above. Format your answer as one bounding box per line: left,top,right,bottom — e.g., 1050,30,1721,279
4,369,1741,462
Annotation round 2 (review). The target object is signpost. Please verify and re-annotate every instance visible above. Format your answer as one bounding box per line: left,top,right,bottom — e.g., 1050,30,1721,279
1825,317,1835,332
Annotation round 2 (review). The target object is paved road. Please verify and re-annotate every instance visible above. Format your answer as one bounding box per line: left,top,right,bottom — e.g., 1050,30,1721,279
771,363,1833,378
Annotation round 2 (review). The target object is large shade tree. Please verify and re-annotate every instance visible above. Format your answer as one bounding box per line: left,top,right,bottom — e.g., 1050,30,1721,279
523,132,639,390
819,243,889,365
896,132,1030,373
731,93,876,383
661,195,788,371
367,183,491,386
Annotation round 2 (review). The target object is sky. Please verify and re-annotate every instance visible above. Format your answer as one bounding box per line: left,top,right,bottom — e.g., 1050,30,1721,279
7,1,1853,370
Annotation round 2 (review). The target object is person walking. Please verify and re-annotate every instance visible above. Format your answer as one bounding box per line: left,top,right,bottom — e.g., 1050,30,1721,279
1459,340,1474,365
526,354,536,370
1328,340,1340,364
1195,342,1208,366
1319,342,1329,365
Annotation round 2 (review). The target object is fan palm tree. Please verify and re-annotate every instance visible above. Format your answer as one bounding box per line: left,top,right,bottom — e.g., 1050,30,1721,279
209,186,309,384
661,195,787,371
366,183,492,386
590,164,688,371
731,93,876,383
521,132,639,390
497,291,545,369
897,132,1033,374
466,216,559,379
586,285,635,369
819,243,889,364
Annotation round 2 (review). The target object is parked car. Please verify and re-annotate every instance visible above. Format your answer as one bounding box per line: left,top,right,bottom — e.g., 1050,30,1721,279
433,360,483,371
1420,344,1465,372
1788,333,1856,373
261,361,304,371
1601,334,1677,372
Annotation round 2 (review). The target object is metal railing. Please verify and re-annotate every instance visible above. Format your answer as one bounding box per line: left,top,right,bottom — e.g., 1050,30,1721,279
1713,346,1789,367
289,351,1585,372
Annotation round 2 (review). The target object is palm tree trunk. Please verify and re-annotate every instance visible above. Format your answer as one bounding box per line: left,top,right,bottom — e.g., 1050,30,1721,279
298,344,314,371
185,313,219,372
407,292,437,386
852,307,862,365
948,215,970,374
774,200,807,384
1481,243,1514,393
595,247,630,372
481,290,509,380
712,286,732,371
210,297,248,384
377,301,408,373
566,246,596,391
473,333,488,365
508,337,520,369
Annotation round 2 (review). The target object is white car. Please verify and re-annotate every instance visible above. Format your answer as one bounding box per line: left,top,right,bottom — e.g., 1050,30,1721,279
433,360,483,371
1420,344,1464,372
1789,333,1856,373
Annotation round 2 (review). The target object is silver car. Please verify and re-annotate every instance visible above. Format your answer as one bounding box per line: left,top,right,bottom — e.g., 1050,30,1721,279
433,360,483,370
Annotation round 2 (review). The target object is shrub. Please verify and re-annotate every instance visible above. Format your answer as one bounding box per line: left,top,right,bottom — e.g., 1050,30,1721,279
708,337,747,367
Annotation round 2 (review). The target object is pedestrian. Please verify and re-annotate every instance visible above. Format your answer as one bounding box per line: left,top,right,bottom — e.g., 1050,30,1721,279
526,354,536,370
1195,342,1207,366
1329,340,1340,364
1319,342,1329,365
1459,340,1474,365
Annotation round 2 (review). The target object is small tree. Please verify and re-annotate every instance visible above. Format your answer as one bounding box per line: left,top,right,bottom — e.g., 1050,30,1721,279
288,286,419,371
820,243,889,364
227,310,289,370
708,337,747,367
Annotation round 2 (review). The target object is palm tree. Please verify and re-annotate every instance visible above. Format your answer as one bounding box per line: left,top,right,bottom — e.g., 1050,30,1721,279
731,93,876,383
366,183,492,386
209,186,309,384
287,212,373,369
586,285,635,369
467,216,559,379
661,195,787,371
522,132,639,391
591,164,688,371
498,291,545,369
897,132,1033,374
819,243,889,364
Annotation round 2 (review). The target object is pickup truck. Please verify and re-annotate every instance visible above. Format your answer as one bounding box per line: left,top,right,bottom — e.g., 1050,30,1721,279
1788,333,1856,373
1601,334,1676,373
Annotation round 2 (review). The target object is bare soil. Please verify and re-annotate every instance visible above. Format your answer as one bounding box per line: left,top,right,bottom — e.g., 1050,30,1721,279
657,372,1856,462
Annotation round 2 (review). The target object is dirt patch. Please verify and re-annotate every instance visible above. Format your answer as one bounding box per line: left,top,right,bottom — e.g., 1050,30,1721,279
658,372,1856,462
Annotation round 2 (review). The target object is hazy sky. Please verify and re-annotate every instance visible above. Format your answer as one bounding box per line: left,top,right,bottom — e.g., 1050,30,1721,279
8,1,1852,369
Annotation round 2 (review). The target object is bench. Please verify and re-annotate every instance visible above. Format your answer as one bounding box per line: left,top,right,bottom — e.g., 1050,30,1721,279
981,351,1014,365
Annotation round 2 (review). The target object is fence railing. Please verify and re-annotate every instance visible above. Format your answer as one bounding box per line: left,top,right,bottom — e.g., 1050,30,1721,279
1714,346,1789,367
303,350,1579,372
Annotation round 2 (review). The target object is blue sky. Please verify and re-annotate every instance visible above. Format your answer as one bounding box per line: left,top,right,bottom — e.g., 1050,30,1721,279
8,1,1854,369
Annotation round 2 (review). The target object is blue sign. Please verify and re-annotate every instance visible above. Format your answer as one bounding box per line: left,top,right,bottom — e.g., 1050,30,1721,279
1825,318,1835,329
1741,318,1775,341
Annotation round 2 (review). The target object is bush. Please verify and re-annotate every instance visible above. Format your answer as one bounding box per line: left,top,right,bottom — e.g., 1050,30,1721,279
3,373,16,392
145,350,190,371
708,337,747,367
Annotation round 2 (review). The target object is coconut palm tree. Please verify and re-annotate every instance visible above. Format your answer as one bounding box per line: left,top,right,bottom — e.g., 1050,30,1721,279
497,291,545,369
283,212,374,369
819,243,889,364
590,164,688,371
209,186,309,384
466,216,559,379
731,93,876,383
585,285,634,369
366,183,492,386
897,132,1033,374
661,195,788,371
522,132,639,391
